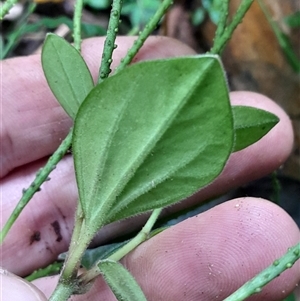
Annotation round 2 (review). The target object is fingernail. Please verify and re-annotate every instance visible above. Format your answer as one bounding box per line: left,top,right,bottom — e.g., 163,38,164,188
1,268,47,301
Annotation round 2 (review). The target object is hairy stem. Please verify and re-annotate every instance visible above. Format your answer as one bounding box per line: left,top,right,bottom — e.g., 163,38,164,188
114,0,173,74
48,281,75,301
0,128,73,244
73,0,84,52
213,0,229,43
224,243,300,301
98,0,123,83
79,208,163,286
210,0,254,55
49,213,95,300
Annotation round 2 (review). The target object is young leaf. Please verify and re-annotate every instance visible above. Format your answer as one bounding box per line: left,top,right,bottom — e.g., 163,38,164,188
73,55,234,231
41,33,94,119
98,260,147,301
232,106,279,152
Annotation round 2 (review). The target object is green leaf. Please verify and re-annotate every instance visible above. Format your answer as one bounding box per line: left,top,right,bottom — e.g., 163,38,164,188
73,55,234,230
98,260,147,301
232,106,279,152
41,33,94,119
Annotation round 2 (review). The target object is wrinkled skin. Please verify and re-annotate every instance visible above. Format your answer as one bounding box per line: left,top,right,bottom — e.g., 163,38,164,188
1,36,299,301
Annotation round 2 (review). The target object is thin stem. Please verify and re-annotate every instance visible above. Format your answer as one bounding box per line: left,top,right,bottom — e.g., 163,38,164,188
213,0,229,43
98,0,123,83
0,128,73,244
60,206,87,280
224,243,300,301
114,0,173,74
73,0,84,52
79,208,163,286
49,217,94,300
210,0,254,55
0,0,17,20
110,208,162,261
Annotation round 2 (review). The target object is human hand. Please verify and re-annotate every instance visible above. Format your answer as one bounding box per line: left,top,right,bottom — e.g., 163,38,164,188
1,36,299,300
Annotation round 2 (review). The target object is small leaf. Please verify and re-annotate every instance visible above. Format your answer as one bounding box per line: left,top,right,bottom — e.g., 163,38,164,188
73,55,234,230
232,106,279,152
41,33,94,119
98,260,147,301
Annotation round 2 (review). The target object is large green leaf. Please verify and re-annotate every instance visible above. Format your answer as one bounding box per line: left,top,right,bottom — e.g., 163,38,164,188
232,106,279,152
41,34,94,119
73,55,234,229
98,260,147,301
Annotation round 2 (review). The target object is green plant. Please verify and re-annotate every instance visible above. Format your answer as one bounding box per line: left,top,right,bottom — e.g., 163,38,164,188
84,0,161,29
1,0,299,300
257,0,300,73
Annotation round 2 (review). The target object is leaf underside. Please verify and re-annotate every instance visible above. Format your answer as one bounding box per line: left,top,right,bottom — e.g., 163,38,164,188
73,55,234,229
98,260,147,301
41,33,94,119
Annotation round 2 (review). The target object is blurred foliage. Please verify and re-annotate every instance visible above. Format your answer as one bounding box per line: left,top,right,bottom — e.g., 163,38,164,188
1,14,106,59
257,0,300,73
192,0,223,26
284,11,300,28
84,0,161,28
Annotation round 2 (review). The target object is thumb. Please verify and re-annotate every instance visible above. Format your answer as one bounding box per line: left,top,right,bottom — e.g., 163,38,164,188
1,268,47,301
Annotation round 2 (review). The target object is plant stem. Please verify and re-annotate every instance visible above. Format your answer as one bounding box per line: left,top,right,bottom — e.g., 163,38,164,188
98,0,123,83
0,128,73,244
73,0,84,52
110,208,162,261
60,206,87,280
224,243,300,301
49,281,75,301
213,0,229,43
79,208,163,286
114,0,173,74
0,0,17,20
210,0,254,55
49,214,94,300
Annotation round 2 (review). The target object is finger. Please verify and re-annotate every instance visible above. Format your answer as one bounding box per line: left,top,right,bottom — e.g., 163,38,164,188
0,268,47,301
1,92,293,276
32,198,300,301
1,36,195,177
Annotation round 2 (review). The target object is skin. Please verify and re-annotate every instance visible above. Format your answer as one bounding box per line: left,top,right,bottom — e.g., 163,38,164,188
1,36,299,300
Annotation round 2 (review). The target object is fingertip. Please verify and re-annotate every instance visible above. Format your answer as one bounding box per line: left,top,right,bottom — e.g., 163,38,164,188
123,197,299,300
0,268,47,301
